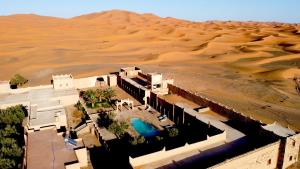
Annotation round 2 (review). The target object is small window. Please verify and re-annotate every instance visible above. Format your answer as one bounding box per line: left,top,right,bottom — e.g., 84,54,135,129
60,84,62,87
268,159,271,165
292,141,296,147
66,83,68,87
289,156,293,161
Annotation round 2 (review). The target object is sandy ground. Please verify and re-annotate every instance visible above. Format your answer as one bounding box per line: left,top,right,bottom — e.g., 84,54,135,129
0,10,300,131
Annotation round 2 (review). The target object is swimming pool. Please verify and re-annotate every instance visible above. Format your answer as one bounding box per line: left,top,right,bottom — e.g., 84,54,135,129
131,118,159,137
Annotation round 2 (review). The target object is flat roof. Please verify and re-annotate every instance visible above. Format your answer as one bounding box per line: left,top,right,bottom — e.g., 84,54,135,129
27,128,78,169
0,81,9,85
52,74,73,80
262,122,296,137
0,87,78,105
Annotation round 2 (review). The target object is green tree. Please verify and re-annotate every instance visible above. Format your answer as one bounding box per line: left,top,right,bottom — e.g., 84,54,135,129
102,87,116,103
108,121,129,138
9,74,28,87
0,158,16,169
83,89,97,108
95,89,104,102
168,128,179,137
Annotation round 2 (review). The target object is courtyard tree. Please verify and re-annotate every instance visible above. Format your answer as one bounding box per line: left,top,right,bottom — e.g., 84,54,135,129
95,89,104,102
83,89,97,108
102,87,116,103
9,74,28,88
108,121,129,138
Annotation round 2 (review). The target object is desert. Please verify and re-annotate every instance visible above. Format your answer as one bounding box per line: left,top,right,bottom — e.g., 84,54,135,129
0,10,300,132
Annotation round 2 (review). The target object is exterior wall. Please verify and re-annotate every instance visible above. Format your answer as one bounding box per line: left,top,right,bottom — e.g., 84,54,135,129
65,163,81,169
281,133,300,168
120,67,142,77
53,75,74,90
108,75,117,87
130,131,226,168
73,75,108,89
75,148,88,168
8,85,52,94
0,81,10,94
210,141,281,169
147,73,162,87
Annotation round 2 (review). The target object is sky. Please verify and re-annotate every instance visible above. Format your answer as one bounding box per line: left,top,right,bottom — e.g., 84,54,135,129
0,0,299,23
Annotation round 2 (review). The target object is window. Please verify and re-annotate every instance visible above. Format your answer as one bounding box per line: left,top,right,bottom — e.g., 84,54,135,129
268,159,271,165
289,156,293,161
66,83,68,87
292,140,296,147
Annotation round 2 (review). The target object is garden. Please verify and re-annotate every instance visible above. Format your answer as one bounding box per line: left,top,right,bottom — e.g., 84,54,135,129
80,88,116,109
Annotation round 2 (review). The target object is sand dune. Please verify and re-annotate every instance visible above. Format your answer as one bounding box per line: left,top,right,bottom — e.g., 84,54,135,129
0,10,300,130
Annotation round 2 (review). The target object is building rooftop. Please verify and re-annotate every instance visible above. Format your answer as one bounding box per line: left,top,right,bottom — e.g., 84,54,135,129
262,122,296,137
0,87,78,105
27,128,78,169
52,74,73,80
0,81,9,85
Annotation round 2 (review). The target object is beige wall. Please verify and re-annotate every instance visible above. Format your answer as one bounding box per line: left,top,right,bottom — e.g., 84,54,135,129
53,76,74,90
73,76,103,89
75,148,88,168
130,131,226,167
210,141,281,169
108,75,117,87
282,133,300,168
0,82,10,94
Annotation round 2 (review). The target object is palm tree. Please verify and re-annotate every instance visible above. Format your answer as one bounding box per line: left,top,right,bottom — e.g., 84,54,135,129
83,89,97,108
95,89,104,102
103,87,116,103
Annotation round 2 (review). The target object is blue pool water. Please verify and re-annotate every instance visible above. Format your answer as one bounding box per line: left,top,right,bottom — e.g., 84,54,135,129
131,118,159,137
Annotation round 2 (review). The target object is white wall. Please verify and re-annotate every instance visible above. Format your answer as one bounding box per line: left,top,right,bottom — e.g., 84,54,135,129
282,133,300,168
53,77,74,90
73,75,108,89
0,82,10,94
130,131,226,167
210,141,280,169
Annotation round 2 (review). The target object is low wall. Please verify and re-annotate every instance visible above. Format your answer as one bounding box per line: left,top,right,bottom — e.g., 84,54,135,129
73,76,108,89
210,141,281,169
129,131,226,167
168,84,264,131
9,85,53,94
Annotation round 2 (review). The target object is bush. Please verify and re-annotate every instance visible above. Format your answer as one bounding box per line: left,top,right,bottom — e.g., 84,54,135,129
168,128,179,137
10,74,28,87
108,121,129,138
137,136,146,144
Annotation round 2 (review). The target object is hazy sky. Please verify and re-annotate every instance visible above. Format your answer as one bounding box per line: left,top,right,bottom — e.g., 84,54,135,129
0,0,299,23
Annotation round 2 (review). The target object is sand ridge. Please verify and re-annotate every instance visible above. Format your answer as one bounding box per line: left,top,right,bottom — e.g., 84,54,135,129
0,10,300,130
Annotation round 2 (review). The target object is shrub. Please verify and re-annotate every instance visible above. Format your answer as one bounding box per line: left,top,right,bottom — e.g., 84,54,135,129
168,128,179,137
108,121,129,138
10,74,28,87
137,136,146,144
